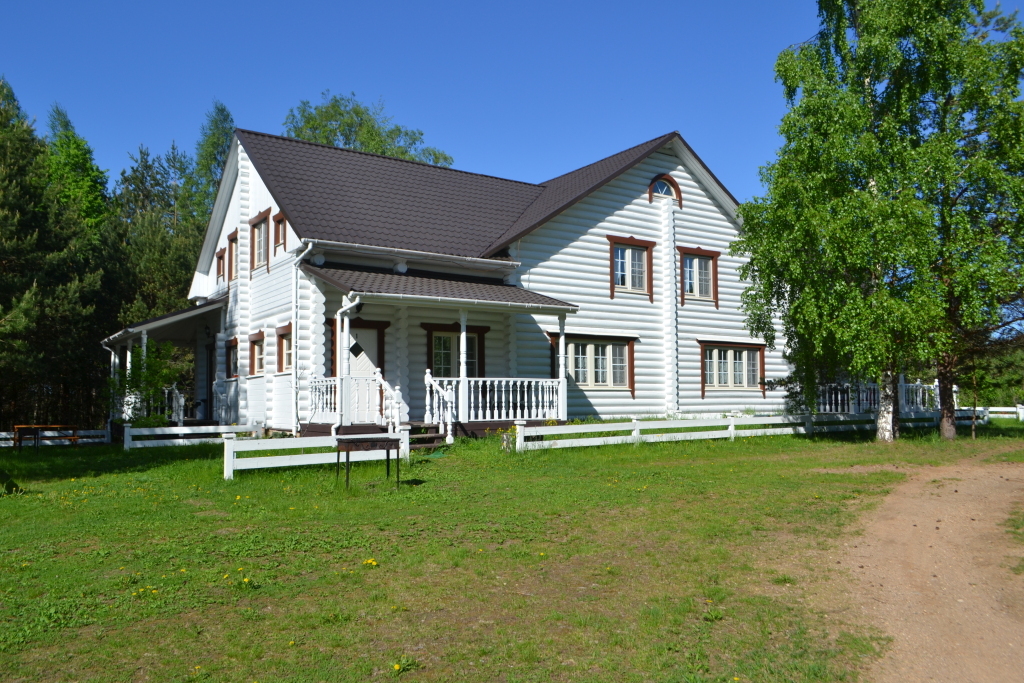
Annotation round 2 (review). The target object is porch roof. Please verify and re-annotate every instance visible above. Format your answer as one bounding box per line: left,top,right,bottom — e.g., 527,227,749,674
302,262,577,312
101,297,227,346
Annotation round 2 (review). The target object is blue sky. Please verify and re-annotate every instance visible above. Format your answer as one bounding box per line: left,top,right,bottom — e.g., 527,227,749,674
3,1,829,202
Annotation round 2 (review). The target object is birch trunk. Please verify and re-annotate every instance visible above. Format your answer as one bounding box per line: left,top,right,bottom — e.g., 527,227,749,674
937,361,958,440
876,371,896,442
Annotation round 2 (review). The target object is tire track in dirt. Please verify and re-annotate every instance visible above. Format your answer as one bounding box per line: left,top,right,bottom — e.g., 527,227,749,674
842,458,1024,682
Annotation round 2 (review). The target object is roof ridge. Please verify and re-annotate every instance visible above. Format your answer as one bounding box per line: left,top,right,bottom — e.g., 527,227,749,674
234,129,543,188
539,131,679,186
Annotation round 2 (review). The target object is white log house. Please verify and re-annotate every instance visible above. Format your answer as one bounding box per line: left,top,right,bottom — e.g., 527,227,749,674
102,130,787,443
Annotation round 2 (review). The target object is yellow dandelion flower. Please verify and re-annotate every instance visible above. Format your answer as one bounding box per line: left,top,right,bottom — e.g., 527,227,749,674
394,664,401,671
223,574,229,579
243,578,250,583
151,590,157,593
236,495,241,499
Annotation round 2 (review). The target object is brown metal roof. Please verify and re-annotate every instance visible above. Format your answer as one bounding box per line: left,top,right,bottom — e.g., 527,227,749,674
302,262,576,310
236,129,731,260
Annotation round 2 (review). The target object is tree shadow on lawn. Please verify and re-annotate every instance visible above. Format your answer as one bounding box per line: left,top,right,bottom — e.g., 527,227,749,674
0,443,220,483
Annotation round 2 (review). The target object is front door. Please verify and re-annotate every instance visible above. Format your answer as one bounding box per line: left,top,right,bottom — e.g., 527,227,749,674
349,327,379,376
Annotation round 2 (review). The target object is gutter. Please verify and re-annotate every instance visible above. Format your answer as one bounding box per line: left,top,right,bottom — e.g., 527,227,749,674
292,241,315,434
331,295,363,437
351,291,578,313
304,239,520,272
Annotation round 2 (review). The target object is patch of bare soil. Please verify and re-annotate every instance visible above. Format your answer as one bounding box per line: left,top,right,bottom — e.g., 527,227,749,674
843,458,1024,682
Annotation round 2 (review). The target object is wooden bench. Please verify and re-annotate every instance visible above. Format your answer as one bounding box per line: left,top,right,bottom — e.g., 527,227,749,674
14,425,79,450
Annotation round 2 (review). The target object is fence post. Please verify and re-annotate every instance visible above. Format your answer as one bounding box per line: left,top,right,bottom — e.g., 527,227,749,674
123,423,132,451
223,433,236,480
631,418,641,444
514,420,526,452
803,414,813,437
1018,404,1024,422
728,417,736,441
398,424,411,459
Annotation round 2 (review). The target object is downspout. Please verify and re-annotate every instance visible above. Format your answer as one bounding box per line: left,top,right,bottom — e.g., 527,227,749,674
292,241,315,434
331,294,362,436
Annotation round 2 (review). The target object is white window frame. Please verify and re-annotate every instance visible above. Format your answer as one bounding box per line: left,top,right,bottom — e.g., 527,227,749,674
569,340,629,389
683,255,713,299
252,220,267,268
250,340,264,376
614,245,647,293
280,334,292,372
432,332,479,378
703,346,760,390
229,237,239,280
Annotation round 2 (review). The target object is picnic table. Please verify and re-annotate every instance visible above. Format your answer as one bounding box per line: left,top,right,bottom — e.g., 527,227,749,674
14,425,79,451
335,435,403,490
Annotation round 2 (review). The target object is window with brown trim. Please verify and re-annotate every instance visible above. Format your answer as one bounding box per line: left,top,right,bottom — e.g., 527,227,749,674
647,174,683,208
227,231,238,280
249,208,271,274
698,341,765,398
248,330,265,376
273,212,287,255
606,235,655,302
678,247,720,308
276,323,293,372
215,248,225,280
227,337,239,378
549,333,636,397
421,322,489,377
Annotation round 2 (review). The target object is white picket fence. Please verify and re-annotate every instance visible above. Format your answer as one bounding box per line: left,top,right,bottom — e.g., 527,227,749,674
0,429,110,448
123,423,260,450
223,428,410,480
989,406,1024,420
512,409,994,452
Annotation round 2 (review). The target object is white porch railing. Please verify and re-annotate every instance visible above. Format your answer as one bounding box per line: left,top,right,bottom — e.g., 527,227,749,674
308,372,404,431
423,371,565,435
424,370,456,444
816,379,953,414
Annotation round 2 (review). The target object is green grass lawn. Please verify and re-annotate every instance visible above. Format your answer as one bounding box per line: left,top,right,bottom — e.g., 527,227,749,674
2,421,1022,682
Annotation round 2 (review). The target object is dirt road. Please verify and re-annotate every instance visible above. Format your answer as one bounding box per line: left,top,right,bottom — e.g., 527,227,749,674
842,458,1024,682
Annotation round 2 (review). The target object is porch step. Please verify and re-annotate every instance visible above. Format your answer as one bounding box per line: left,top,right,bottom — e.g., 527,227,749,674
406,422,445,451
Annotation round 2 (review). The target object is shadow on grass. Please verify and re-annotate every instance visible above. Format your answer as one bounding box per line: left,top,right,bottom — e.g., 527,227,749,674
0,443,220,482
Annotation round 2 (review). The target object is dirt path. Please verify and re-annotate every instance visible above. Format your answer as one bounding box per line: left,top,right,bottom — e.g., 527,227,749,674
842,458,1024,682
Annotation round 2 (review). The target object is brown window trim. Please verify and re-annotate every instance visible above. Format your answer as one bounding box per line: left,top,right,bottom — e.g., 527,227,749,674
248,330,265,343
215,248,226,280
276,323,293,373
548,333,636,398
678,246,720,309
273,211,287,255
647,173,683,209
697,340,766,399
421,322,490,377
606,234,655,303
326,317,391,376
226,337,239,378
227,230,238,281
249,208,272,275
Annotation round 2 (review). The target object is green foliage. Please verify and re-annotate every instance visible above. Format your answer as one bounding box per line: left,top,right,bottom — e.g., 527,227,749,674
284,90,453,167
734,1,1024,417
110,340,194,427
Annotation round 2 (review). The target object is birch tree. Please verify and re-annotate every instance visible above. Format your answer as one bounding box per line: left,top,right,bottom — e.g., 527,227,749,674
734,0,1024,441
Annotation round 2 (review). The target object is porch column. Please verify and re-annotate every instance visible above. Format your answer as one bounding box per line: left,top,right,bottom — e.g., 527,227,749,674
339,303,352,426
124,339,134,420
558,314,567,421
458,309,469,423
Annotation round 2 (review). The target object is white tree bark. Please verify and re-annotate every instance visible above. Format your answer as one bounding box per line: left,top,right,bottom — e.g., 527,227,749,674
876,370,896,442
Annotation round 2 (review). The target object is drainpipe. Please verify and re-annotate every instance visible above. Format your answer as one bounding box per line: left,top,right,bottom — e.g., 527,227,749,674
458,309,469,423
331,294,362,436
292,241,315,434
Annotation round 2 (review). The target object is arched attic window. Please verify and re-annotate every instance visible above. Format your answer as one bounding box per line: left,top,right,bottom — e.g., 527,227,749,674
648,174,682,208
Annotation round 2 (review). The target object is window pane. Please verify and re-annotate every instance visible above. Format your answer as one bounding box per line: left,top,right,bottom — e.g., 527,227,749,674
614,247,626,287
465,336,478,378
283,336,292,370
229,347,238,377
594,344,608,385
747,348,758,388
612,345,627,386
684,256,695,295
434,335,452,377
574,344,588,384
733,349,744,385
654,179,673,197
255,343,264,374
705,348,714,386
630,248,645,290
698,257,712,298
718,349,728,385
